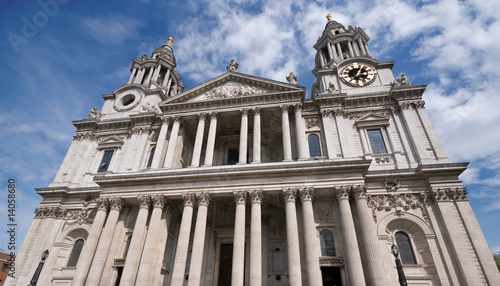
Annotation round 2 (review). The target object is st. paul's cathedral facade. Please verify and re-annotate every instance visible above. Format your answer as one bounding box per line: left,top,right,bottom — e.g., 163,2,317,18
6,15,500,286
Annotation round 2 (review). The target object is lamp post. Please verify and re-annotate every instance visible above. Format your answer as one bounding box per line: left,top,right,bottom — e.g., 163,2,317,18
28,249,49,286
391,244,408,286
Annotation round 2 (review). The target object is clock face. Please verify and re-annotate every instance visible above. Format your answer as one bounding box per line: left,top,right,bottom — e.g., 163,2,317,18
340,63,377,86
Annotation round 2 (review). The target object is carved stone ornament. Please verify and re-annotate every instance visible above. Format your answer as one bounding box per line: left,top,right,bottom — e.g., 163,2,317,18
305,117,319,129
202,82,271,100
333,186,350,200
138,195,152,209
431,187,468,202
73,131,97,141
152,194,166,209
141,102,160,113
398,100,425,110
286,72,298,85
233,191,247,204
321,109,332,118
34,205,101,230
227,59,239,72
299,187,314,202
343,110,390,120
316,208,331,222
88,107,102,120
383,180,402,192
109,197,124,211
253,107,261,115
182,193,196,207
375,156,391,163
367,193,427,222
396,73,411,86
132,126,152,135
326,82,336,93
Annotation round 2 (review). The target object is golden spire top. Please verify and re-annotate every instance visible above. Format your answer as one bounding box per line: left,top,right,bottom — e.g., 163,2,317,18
167,37,173,46
326,13,332,21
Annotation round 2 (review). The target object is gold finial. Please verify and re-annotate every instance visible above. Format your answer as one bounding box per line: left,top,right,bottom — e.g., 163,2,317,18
326,14,332,21
167,37,173,46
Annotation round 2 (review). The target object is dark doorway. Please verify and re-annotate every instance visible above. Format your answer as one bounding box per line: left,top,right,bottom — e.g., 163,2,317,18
321,267,342,286
218,244,233,286
227,149,239,165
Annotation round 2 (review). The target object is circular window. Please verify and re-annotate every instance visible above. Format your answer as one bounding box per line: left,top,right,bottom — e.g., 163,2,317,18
122,94,136,106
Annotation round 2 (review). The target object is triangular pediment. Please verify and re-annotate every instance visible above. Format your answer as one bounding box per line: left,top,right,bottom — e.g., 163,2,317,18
355,112,390,128
97,135,125,150
162,72,304,105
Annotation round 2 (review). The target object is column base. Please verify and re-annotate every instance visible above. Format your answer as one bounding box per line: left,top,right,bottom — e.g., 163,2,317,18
189,165,199,168
236,162,247,165
250,161,261,164
282,159,294,162
298,157,310,161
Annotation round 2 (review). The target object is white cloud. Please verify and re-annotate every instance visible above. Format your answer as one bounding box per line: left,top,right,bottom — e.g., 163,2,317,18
80,14,144,44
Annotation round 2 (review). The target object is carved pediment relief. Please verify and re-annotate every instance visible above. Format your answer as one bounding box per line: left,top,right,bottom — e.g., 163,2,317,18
190,81,274,102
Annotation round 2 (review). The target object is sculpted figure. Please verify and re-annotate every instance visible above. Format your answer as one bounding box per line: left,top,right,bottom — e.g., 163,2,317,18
397,73,411,85
286,72,298,85
227,59,239,72
88,107,101,119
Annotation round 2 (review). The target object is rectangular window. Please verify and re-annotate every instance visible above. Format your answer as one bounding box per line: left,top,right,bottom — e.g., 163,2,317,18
98,150,114,173
367,129,387,154
146,146,156,168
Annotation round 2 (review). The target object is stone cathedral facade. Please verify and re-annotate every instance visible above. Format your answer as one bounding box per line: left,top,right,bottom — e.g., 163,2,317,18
7,16,500,286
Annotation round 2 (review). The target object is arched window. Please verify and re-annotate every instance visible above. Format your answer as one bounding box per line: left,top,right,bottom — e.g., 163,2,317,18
67,239,84,267
308,134,322,157
320,229,336,256
395,231,417,265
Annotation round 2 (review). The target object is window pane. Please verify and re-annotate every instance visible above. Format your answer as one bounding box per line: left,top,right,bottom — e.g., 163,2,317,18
147,146,156,168
395,232,417,265
123,236,132,259
367,129,387,154
98,150,114,173
67,239,84,267
320,229,336,256
308,134,322,157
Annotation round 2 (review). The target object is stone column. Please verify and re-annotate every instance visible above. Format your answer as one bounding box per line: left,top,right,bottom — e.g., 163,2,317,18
163,116,182,169
321,110,337,159
281,105,293,161
282,188,302,286
353,186,387,285
232,191,247,286
86,198,123,285
364,43,370,56
294,104,309,159
335,186,365,286
151,116,171,169
190,113,207,167
249,190,263,286
187,193,210,286
326,43,334,62
152,64,161,82
134,68,145,84
336,43,344,61
330,42,339,60
72,199,109,286
252,108,262,163
136,195,166,284
162,69,171,87
120,196,151,286
238,108,249,164
128,67,137,84
171,194,195,286
299,187,322,286
145,66,154,84
203,112,218,166
318,52,326,67
347,41,355,58
357,38,366,56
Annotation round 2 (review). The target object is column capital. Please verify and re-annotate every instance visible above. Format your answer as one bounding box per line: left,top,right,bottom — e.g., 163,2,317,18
253,107,262,115
209,111,219,120
334,186,350,200
233,191,247,205
109,197,124,211
353,185,368,200
196,192,210,206
240,108,249,116
282,188,297,202
249,190,263,204
431,187,468,202
97,198,109,211
161,115,172,124
152,194,166,209
198,112,207,121
138,195,152,209
173,115,183,124
299,187,314,203
280,104,290,113
333,108,343,117
293,103,303,112
182,193,196,207
321,109,333,118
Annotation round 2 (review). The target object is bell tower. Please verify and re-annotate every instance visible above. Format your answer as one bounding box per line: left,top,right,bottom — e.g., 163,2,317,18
311,14,396,98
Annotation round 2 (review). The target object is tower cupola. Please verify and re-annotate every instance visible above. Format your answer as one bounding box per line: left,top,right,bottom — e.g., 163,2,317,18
126,37,184,98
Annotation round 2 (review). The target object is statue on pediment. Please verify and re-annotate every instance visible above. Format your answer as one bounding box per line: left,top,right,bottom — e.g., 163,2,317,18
286,72,298,85
227,59,239,72
397,73,411,86
88,107,101,119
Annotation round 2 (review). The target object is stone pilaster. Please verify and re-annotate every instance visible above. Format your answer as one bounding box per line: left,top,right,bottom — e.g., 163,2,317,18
171,193,195,286
150,116,171,169
249,190,263,286
294,104,309,160
187,193,210,286
282,188,302,286
299,187,322,286
163,116,182,169
203,112,218,166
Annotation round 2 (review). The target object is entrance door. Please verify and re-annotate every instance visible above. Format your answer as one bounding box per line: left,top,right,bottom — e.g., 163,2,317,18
218,244,233,286
321,267,342,286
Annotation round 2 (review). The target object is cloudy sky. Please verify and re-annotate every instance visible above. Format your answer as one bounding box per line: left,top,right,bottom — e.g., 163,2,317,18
1,0,499,256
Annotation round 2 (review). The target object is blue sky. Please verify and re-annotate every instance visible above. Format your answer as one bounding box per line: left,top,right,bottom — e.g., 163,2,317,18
1,0,500,256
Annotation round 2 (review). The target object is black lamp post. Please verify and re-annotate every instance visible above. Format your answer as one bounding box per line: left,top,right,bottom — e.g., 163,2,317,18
391,244,408,286
28,249,49,286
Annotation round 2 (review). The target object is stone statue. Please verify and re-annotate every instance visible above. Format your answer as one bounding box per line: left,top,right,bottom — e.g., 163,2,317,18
397,73,411,86
286,72,298,85
227,59,239,72
88,107,101,119
142,102,159,113
327,82,336,93
170,83,178,96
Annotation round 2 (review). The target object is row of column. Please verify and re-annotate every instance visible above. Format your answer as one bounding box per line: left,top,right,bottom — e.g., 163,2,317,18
127,63,173,90
322,38,370,66
72,195,169,286
150,104,309,169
